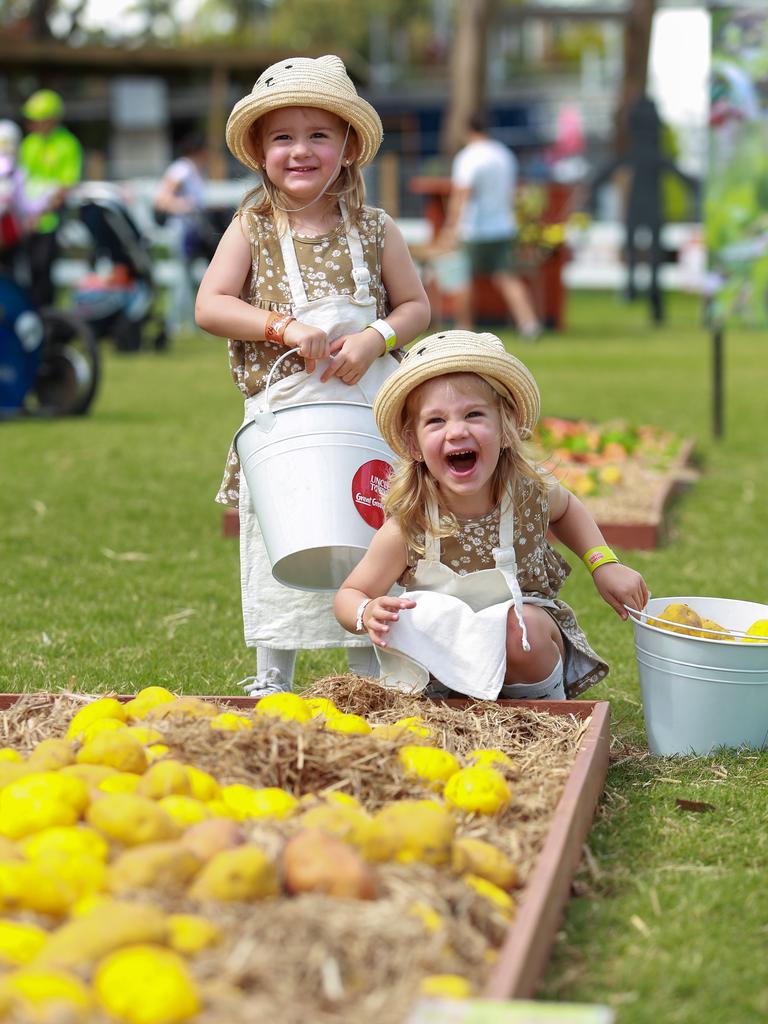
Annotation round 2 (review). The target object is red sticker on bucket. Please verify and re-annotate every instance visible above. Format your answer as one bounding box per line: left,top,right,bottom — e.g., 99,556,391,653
352,459,393,529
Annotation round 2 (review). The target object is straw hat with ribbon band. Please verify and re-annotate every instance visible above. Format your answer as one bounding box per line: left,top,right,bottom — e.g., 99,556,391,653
373,330,541,460
226,55,383,172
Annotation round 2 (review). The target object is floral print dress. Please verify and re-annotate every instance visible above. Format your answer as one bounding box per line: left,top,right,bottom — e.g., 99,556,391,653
399,477,609,697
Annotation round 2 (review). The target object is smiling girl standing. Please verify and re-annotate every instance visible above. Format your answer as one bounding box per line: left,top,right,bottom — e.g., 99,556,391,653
196,56,430,695
334,330,648,700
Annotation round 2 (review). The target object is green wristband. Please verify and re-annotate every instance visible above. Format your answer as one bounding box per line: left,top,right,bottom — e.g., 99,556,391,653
582,545,619,574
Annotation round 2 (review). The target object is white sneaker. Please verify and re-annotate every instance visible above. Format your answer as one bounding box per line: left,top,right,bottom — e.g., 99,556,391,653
519,322,543,342
238,668,290,696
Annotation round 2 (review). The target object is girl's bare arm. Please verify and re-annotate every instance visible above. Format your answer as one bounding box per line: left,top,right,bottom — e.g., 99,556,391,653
378,215,431,346
195,216,269,340
195,214,328,367
334,519,415,647
549,483,649,617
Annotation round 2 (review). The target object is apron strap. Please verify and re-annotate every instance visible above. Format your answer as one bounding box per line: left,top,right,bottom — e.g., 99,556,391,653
277,225,309,307
342,200,372,304
424,495,441,562
497,486,516,549
493,484,530,652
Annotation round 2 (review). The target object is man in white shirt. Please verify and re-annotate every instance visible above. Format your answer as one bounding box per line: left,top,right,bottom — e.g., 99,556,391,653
154,133,209,337
439,114,540,339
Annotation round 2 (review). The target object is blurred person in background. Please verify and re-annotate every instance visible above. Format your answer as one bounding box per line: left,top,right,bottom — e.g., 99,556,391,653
18,89,82,308
154,133,209,338
437,113,541,340
0,118,62,262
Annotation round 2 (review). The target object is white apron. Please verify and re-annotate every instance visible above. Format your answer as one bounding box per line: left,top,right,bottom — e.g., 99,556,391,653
376,492,565,700
238,205,398,650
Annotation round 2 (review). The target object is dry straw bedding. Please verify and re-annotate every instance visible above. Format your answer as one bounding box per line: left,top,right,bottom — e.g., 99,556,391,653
1,677,590,1024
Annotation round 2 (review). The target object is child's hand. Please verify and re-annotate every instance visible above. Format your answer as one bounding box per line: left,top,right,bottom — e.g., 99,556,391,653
592,563,649,620
321,329,384,385
283,320,329,374
362,596,417,647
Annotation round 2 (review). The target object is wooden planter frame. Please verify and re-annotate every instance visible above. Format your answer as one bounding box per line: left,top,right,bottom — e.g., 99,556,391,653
0,694,610,1000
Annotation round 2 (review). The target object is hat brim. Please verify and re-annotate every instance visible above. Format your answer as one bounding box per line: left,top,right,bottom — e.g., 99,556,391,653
226,90,382,172
373,341,541,460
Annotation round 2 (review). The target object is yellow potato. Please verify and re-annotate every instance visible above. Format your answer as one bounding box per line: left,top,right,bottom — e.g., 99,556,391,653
86,793,180,846
299,803,371,846
697,617,733,641
108,841,202,894
35,901,169,968
0,920,48,966
654,602,702,637
253,692,311,723
743,618,768,643
189,845,279,902
27,738,75,771
398,745,461,788
145,696,218,720
443,766,512,815
137,760,192,799
158,795,211,829
419,974,473,1000
66,697,127,739
0,772,89,839
94,944,200,1024
464,873,516,917
361,799,456,865
451,836,518,889
76,731,148,774
167,914,221,955
0,967,93,1021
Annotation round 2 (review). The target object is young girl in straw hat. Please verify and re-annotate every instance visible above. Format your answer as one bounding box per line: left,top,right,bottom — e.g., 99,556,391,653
334,330,648,700
196,55,430,695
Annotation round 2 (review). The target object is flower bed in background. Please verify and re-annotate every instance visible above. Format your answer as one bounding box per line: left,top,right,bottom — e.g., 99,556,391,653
533,417,696,550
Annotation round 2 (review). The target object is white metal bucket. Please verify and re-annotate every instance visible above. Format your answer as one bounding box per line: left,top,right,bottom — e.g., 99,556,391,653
627,596,768,756
235,350,395,591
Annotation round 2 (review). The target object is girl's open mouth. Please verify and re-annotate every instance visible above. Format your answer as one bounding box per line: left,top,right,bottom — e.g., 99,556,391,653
446,449,477,475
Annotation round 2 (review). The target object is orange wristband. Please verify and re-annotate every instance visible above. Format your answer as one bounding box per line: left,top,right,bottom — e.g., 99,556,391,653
264,311,296,344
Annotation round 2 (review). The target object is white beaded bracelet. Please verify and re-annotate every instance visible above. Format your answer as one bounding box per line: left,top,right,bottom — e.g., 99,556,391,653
355,598,372,633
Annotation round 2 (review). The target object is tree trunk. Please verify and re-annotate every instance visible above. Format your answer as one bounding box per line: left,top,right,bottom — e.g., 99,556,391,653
28,0,55,39
614,0,657,155
441,0,498,155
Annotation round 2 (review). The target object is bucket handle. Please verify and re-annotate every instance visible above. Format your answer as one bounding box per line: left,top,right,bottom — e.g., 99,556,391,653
263,346,301,414
625,603,768,641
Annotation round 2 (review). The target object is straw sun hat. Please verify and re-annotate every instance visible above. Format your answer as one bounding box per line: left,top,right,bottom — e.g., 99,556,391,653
373,330,541,459
226,55,383,172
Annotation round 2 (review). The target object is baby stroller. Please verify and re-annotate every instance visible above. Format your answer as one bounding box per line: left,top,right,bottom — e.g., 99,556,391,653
69,183,167,353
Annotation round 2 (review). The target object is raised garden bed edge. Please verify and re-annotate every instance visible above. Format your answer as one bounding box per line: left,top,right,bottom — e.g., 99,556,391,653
0,695,610,1004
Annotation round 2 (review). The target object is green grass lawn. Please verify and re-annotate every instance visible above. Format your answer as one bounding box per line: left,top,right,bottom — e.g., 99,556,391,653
2,290,767,1021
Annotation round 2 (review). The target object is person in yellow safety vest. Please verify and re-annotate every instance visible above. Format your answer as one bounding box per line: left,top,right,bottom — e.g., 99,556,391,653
18,89,82,308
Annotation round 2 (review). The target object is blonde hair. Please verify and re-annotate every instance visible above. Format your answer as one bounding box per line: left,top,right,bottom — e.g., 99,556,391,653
383,374,547,556
236,119,366,233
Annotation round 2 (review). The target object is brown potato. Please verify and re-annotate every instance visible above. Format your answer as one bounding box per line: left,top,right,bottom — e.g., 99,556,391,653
282,829,377,900
180,818,245,861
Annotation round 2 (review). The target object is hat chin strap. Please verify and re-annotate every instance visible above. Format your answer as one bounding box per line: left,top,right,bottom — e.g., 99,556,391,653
269,123,352,215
